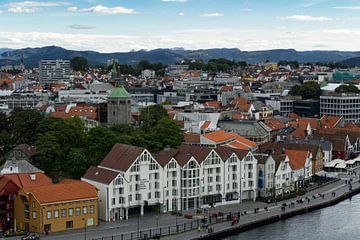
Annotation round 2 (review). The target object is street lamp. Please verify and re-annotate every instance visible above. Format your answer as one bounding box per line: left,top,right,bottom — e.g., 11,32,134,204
82,218,87,240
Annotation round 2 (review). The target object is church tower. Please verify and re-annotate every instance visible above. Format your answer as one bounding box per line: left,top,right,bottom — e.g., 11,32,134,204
107,85,132,126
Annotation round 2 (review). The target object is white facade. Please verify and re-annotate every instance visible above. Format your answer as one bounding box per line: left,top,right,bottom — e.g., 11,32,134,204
83,144,258,221
141,69,156,79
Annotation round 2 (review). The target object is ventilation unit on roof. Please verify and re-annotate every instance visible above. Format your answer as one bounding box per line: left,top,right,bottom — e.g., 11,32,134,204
30,174,36,181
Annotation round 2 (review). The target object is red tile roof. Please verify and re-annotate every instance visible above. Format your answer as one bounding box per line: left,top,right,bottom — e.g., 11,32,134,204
265,118,286,131
4,173,52,190
320,116,342,129
99,144,145,172
27,181,98,204
200,121,212,130
83,166,119,185
285,149,309,170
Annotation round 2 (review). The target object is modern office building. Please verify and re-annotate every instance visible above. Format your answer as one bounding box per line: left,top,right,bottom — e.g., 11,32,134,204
320,93,360,123
39,60,71,84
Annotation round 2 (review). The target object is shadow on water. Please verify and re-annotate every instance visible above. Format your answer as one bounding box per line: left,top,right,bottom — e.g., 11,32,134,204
225,195,360,240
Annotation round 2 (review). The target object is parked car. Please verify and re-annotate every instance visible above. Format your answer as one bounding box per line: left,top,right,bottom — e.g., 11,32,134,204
22,232,39,240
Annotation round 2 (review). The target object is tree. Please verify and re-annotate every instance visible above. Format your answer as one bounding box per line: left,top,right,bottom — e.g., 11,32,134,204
35,117,87,180
335,84,360,94
139,105,168,131
70,56,88,71
289,82,321,99
146,117,183,151
86,126,120,166
8,109,43,144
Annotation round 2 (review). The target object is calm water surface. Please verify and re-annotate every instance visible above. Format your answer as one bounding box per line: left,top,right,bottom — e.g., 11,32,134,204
226,195,360,240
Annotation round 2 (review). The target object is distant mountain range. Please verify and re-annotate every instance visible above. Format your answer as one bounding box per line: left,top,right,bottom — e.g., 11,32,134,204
1,46,360,67
339,57,360,67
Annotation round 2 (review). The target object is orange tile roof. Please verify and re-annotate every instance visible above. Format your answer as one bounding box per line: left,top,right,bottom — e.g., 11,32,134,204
4,173,52,190
320,116,341,128
289,118,319,131
290,128,306,139
285,149,309,170
27,181,97,204
202,130,234,143
265,118,286,131
288,113,300,119
225,141,249,150
219,86,233,92
229,133,257,148
200,121,212,130
232,113,250,120
204,101,221,108
183,133,201,143
231,97,251,111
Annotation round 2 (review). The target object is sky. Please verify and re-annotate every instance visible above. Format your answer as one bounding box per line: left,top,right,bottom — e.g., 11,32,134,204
1,0,360,52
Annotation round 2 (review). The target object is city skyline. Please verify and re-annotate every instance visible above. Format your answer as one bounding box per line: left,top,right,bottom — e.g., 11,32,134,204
1,0,360,52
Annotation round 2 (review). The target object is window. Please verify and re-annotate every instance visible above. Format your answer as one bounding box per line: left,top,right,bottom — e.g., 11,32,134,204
32,211,37,219
66,221,73,229
61,209,66,217
83,206,88,214
76,207,81,216
112,198,115,205
54,210,59,218
69,208,74,216
90,205,95,214
46,211,52,219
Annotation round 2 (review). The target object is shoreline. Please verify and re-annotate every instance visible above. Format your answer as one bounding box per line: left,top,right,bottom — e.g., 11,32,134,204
193,184,360,240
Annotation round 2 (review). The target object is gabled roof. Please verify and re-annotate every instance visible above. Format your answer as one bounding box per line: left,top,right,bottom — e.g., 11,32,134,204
320,116,342,129
154,148,179,167
285,149,309,170
83,166,119,185
27,181,97,205
99,144,145,172
184,133,201,143
4,173,52,190
290,128,306,139
265,118,286,131
12,144,37,159
202,130,234,143
0,160,44,174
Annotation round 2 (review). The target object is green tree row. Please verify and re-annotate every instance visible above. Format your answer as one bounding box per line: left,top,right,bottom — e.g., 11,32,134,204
183,58,247,72
0,105,183,181
289,82,321,99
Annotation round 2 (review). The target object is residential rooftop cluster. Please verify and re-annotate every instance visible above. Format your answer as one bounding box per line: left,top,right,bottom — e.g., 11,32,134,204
0,58,359,236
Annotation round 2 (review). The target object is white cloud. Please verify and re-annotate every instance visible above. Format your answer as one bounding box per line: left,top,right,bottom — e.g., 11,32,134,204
7,7,40,13
6,1,70,13
333,6,360,10
2,28,360,52
7,1,69,7
67,6,78,12
278,15,332,22
69,24,96,30
200,12,224,17
178,12,185,16
161,0,187,2
79,5,135,14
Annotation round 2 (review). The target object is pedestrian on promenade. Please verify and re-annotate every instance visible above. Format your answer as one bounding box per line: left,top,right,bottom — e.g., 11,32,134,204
322,194,325,199
307,198,310,204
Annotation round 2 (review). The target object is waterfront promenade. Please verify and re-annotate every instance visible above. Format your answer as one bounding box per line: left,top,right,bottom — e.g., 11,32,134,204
3,178,355,240
165,178,359,240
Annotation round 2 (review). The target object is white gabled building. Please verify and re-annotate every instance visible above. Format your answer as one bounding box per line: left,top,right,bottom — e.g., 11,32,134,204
82,143,257,221
274,155,292,196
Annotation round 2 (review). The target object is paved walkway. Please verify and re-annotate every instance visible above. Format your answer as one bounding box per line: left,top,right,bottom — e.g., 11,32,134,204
163,178,359,240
